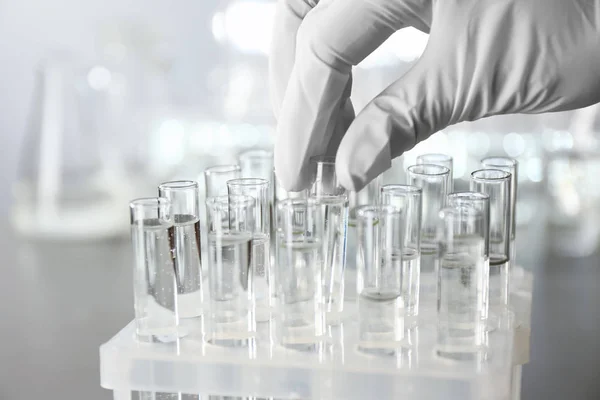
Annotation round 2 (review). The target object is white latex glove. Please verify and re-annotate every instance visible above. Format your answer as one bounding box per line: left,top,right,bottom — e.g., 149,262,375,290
270,0,600,192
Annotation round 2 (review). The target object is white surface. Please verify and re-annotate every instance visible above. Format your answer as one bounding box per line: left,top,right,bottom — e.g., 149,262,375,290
100,265,532,400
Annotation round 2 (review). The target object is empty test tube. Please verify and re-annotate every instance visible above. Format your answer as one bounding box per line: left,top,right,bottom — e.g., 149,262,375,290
481,157,518,264
310,156,348,322
205,195,255,346
130,198,179,343
158,181,203,325
276,198,325,351
447,192,490,321
407,164,451,301
356,205,403,355
227,178,274,322
346,175,382,300
470,169,511,309
417,153,454,191
380,185,422,319
436,206,487,359
238,149,276,233
204,165,241,198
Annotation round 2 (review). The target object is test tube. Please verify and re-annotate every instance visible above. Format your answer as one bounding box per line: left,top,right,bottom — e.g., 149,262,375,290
130,198,179,343
309,156,348,322
276,198,325,351
447,192,491,321
227,178,274,322
470,169,511,309
204,165,241,198
436,206,486,359
380,185,422,319
356,205,403,354
417,153,454,191
346,175,382,300
205,195,255,346
158,181,203,325
406,164,450,301
238,149,276,235
481,157,518,264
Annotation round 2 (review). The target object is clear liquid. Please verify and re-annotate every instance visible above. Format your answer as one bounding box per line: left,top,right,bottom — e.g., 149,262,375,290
358,288,403,350
171,215,203,319
132,218,179,342
318,197,348,315
489,255,509,308
344,221,358,300
277,240,324,349
419,241,439,304
438,253,483,340
251,234,273,322
401,248,420,317
207,232,254,343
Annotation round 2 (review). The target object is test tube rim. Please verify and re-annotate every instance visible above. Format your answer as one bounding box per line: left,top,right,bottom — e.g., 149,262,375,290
381,184,422,196
227,178,269,188
438,205,482,220
204,164,242,176
407,163,450,176
471,168,511,182
416,153,454,163
481,156,519,168
129,197,170,210
355,204,401,219
309,155,336,165
238,148,274,161
447,191,490,202
158,180,199,191
277,197,319,210
206,195,254,208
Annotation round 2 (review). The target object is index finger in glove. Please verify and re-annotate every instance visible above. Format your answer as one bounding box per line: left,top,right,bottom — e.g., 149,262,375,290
274,0,413,191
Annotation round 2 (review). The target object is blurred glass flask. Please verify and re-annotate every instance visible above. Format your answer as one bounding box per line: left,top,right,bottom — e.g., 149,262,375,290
12,54,132,239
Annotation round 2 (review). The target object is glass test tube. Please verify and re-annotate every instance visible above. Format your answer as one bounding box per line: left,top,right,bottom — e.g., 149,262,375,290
204,165,241,198
205,195,255,346
470,169,511,308
406,164,450,302
380,185,422,319
130,198,179,343
158,181,203,324
238,149,276,234
447,192,490,321
417,153,454,191
276,199,325,351
310,156,349,321
356,205,403,355
227,178,274,322
481,157,518,264
436,206,486,359
346,175,382,300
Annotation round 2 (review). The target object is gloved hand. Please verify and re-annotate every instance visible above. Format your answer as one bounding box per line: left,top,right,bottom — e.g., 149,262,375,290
270,0,600,192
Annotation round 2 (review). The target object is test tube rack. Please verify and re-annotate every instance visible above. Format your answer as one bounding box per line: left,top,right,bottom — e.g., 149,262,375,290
100,265,532,400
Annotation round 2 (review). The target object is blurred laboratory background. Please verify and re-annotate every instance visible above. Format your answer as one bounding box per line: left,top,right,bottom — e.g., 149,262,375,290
0,1,598,399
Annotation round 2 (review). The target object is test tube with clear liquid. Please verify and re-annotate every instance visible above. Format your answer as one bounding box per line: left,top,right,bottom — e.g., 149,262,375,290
380,184,422,321
204,165,242,199
158,181,203,331
481,157,518,265
447,192,491,321
205,195,255,346
130,197,179,343
346,175,382,300
407,164,451,305
276,198,325,351
227,178,274,322
417,153,454,192
470,169,512,310
356,205,403,355
436,206,487,360
310,156,348,323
